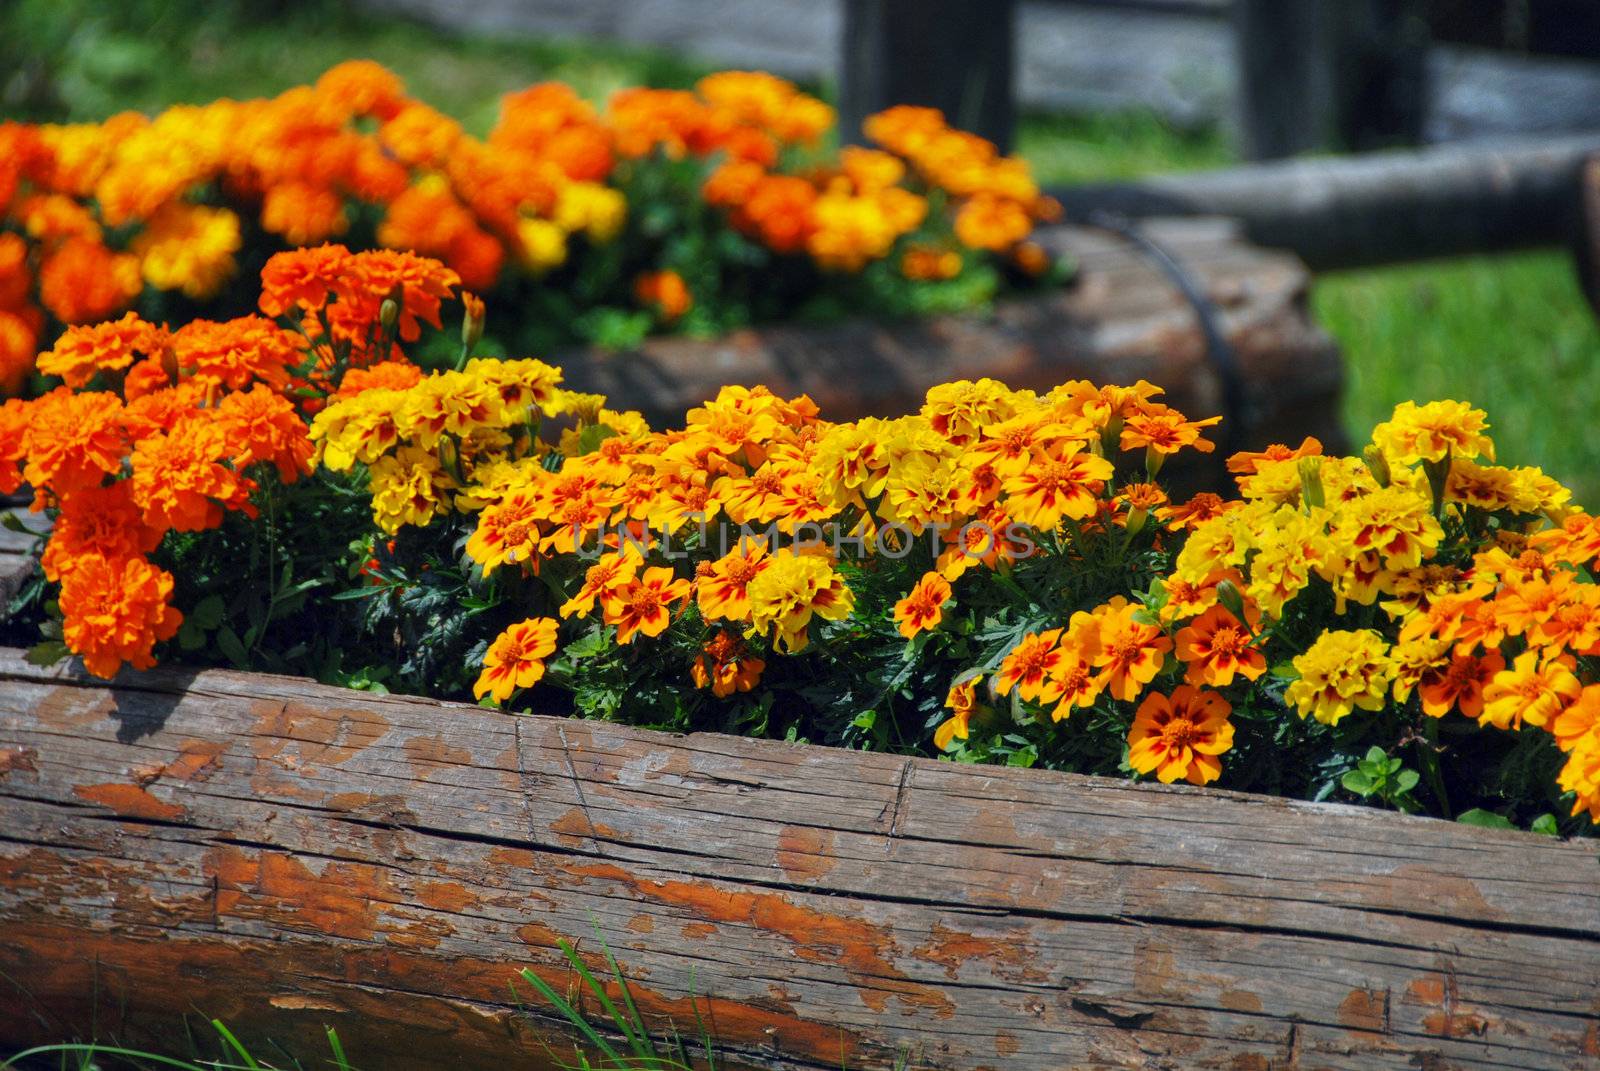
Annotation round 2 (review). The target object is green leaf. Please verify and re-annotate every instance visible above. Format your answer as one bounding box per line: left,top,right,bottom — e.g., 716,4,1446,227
0,512,27,533
216,627,248,668
1130,608,1160,628
1456,808,1516,830
1340,770,1375,796
25,640,69,667
177,620,206,652
330,586,386,602
1270,662,1300,681
1531,813,1560,837
1394,769,1420,794
576,423,619,455
190,595,226,631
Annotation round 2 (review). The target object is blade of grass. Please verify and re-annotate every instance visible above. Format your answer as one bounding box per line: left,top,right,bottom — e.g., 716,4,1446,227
517,968,624,1063
210,1020,262,1071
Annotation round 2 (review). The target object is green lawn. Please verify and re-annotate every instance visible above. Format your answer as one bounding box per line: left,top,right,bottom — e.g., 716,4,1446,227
6,1,1596,504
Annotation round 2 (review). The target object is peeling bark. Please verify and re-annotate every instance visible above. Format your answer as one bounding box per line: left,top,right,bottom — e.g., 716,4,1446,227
1,650,1596,1070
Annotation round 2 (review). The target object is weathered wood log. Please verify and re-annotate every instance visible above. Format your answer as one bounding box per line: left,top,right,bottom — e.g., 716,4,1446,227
1053,135,1600,270
559,217,1346,487
0,505,44,613
2,650,1597,1071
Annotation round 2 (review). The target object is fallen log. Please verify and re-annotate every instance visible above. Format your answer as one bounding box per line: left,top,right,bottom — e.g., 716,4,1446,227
2,651,1597,1070
1052,135,1600,270
557,216,1346,483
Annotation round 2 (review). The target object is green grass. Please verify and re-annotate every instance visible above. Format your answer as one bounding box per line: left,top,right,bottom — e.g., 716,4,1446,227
1314,252,1600,506
5,0,1596,503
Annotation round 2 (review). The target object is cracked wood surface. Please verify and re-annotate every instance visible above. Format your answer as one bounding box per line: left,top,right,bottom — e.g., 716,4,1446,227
1,649,1597,1071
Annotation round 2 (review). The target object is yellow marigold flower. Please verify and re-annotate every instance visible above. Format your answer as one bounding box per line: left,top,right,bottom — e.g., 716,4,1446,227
1331,485,1443,572
369,445,453,534
309,389,406,471
1284,629,1395,726
1479,650,1580,731
934,674,982,750
1002,441,1113,530
517,217,568,274
1372,399,1493,465
132,202,241,300
474,617,559,703
1556,731,1600,822
1128,685,1234,786
921,378,1017,445
744,553,854,653
553,181,627,243
893,571,951,640
465,357,565,417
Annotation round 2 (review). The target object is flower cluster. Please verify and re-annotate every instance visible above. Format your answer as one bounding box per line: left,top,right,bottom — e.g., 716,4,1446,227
3,245,461,676
9,246,1594,833
0,61,1061,389
997,397,1598,825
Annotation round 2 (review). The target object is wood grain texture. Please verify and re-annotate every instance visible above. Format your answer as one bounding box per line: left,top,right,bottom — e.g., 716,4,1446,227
558,217,1346,487
2,650,1596,1070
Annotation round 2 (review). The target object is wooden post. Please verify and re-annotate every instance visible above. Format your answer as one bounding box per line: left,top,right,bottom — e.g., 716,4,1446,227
1234,0,1430,160
838,0,1017,151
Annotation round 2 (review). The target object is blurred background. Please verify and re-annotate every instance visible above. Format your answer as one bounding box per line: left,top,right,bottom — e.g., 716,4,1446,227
1,0,1597,499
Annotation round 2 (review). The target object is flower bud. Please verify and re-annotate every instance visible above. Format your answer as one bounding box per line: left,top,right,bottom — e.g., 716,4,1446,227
1298,455,1325,510
461,293,485,353
1215,579,1247,622
1361,445,1391,488
379,296,400,334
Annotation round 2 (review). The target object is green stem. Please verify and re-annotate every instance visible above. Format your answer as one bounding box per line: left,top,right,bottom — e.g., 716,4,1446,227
1418,717,1451,820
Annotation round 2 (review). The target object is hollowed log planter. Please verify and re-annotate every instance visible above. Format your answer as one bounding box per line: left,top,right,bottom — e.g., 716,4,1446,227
2,651,1597,1070
556,217,1345,487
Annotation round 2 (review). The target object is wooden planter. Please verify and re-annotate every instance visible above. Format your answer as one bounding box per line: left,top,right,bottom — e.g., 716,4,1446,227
2,649,1596,1071
556,217,1345,488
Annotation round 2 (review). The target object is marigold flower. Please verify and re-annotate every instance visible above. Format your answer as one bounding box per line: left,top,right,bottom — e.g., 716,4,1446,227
1128,686,1234,786
1480,650,1580,731
1174,605,1264,688
697,539,770,622
59,553,182,680
935,675,982,750
214,386,314,483
37,313,165,389
1372,399,1493,465
1416,649,1503,719
691,629,766,697
38,236,141,324
635,270,693,322
1284,629,1395,726
561,547,643,619
129,416,253,532
893,571,951,640
19,388,128,497
474,617,559,703
40,483,164,584
744,553,853,653
603,565,692,645
1556,732,1600,822
1002,441,1113,530
996,629,1065,704
1550,683,1600,752
131,202,241,299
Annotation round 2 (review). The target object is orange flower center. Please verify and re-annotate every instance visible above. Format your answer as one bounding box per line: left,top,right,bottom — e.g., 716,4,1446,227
1207,626,1246,658
1159,717,1202,750
628,588,661,616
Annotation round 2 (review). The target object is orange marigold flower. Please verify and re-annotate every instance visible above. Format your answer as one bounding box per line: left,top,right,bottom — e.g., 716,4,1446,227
1156,491,1231,533
692,629,767,698
935,674,982,750
953,193,1030,252
634,270,693,322
1091,597,1173,702
1552,684,1600,752
1416,649,1503,720
1174,605,1264,688
129,416,253,532
466,486,545,574
603,566,692,645
38,236,141,324
1128,686,1234,786
1557,732,1600,822
697,539,770,622
259,244,354,318
173,316,302,393
334,360,424,399
59,552,182,679
473,617,559,703
561,547,643,619
0,309,39,395
214,385,314,483
1480,650,1580,731
1227,437,1323,476
893,571,951,640
996,629,1065,704
19,388,128,497
260,182,348,247
37,313,165,389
